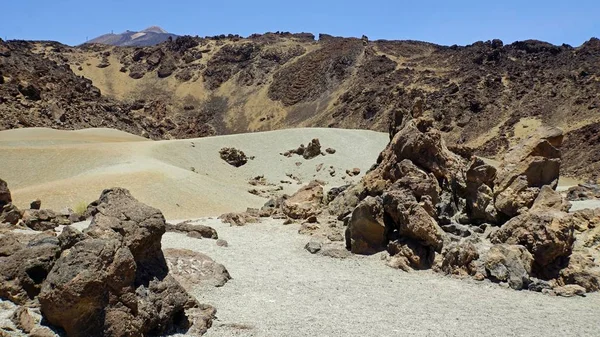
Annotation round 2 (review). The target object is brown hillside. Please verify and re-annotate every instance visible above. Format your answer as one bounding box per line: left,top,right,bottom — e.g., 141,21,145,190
0,34,598,179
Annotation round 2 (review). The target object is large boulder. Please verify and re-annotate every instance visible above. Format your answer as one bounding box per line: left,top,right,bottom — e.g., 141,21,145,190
346,196,387,254
364,118,466,195
0,234,62,305
566,183,600,201
0,178,11,209
494,126,563,217
38,188,215,337
164,248,231,289
21,209,71,231
327,183,365,220
382,188,444,251
439,241,479,276
483,244,533,290
386,238,435,271
557,251,600,291
464,157,498,224
219,147,248,167
282,181,324,219
490,210,575,268
0,203,22,225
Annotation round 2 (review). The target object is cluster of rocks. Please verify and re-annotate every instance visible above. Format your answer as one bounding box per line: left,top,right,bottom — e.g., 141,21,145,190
219,147,252,167
220,180,327,225
0,179,84,231
282,138,332,160
567,183,600,201
0,183,218,336
326,117,600,295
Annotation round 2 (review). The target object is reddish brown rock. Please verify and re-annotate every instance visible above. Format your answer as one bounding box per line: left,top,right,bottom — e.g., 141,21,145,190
282,181,324,219
346,196,386,254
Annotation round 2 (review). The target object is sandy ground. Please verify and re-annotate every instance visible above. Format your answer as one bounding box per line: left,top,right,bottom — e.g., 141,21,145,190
161,218,600,337
3,127,600,336
0,127,388,218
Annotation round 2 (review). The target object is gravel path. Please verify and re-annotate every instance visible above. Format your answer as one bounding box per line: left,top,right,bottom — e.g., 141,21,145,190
162,218,600,337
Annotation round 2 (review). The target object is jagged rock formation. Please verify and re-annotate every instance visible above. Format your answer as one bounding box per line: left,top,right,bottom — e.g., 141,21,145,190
1,35,599,179
327,115,600,294
0,186,217,336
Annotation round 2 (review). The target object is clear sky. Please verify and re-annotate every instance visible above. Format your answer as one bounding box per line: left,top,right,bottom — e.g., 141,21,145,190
3,0,598,46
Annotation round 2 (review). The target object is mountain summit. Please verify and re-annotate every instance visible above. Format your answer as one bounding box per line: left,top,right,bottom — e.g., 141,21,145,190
85,26,177,47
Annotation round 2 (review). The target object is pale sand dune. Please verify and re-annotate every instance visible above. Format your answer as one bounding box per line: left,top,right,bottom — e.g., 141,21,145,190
0,127,389,218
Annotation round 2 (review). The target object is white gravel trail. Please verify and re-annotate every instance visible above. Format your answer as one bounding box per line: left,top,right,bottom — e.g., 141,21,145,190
162,218,600,337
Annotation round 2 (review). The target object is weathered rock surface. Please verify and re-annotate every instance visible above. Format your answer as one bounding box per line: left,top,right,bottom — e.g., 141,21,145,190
346,196,386,254
21,209,71,231
386,239,435,271
494,126,563,217
34,188,216,337
282,180,324,219
0,234,61,305
219,147,249,167
491,210,575,269
0,179,11,209
383,188,444,251
283,138,323,160
166,221,219,239
566,183,600,201
164,248,231,290
483,244,533,290
439,242,479,276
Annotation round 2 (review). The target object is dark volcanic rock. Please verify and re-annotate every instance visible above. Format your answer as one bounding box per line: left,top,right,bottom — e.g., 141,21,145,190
0,178,12,209
219,147,249,167
37,188,215,337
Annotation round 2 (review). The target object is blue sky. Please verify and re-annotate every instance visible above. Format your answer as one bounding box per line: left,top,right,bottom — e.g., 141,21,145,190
3,0,598,46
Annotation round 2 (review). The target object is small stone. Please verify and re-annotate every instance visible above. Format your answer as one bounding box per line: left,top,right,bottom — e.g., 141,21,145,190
553,285,586,297
30,199,41,210
298,223,320,234
306,215,318,223
304,240,322,254
321,247,352,259
325,148,336,154
216,239,228,247
327,232,344,242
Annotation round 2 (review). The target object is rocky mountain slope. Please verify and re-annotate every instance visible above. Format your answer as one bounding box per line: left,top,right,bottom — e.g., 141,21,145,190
0,33,598,179
85,26,178,47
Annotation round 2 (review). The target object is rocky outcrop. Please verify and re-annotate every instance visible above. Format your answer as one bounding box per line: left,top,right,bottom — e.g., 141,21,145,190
21,209,71,231
219,147,249,167
482,244,533,290
567,183,600,201
283,138,323,160
0,234,61,305
323,118,600,295
491,210,575,269
281,180,324,219
493,126,563,217
0,188,218,336
166,221,219,239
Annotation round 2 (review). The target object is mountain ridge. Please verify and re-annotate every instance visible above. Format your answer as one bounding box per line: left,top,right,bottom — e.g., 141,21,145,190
85,26,177,46
0,33,598,180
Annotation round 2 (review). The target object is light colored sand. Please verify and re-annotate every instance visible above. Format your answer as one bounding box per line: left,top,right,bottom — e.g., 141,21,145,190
162,218,600,337
0,127,388,219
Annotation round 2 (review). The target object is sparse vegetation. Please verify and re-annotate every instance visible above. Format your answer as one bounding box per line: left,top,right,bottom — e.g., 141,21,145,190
73,200,88,217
